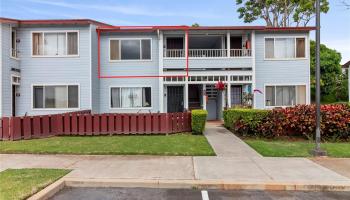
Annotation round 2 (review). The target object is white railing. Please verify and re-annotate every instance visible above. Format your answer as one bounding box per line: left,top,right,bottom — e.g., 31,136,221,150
230,49,251,57
188,49,227,58
165,49,185,58
164,49,252,58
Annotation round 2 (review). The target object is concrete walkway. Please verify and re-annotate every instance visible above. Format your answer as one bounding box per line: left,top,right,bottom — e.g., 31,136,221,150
204,122,261,157
1,123,350,188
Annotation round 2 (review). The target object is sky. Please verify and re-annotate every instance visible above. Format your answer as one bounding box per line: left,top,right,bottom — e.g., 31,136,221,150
1,0,349,63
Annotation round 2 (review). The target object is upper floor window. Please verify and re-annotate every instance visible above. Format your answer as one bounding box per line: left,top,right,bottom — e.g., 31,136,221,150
33,85,79,109
110,39,151,61
11,29,17,58
32,31,79,56
265,37,306,59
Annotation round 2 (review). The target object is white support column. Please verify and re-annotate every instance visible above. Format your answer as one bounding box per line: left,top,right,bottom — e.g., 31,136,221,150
184,80,189,111
226,32,231,57
251,31,256,108
158,30,164,112
227,82,231,108
185,30,188,59
202,84,206,110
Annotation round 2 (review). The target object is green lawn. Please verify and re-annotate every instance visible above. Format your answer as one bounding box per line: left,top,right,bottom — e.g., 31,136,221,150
0,134,215,156
0,168,69,200
245,139,350,157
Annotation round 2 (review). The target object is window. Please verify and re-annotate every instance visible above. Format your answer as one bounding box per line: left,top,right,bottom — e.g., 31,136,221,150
32,31,78,56
265,85,306,107
265,37,306,59
110,87,151,108
33,85,79,109
110,39,151,61
11,29,17,58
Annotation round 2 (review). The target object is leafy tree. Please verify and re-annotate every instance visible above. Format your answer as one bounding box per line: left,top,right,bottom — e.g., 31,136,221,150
235,0,329,27
192,23,200,27
310,40,343,102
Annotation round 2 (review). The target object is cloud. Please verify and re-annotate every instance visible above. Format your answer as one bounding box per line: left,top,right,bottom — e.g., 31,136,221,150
28,0,221,19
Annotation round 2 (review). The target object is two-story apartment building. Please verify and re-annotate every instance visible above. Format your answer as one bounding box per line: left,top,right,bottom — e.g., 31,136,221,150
0,18,313,120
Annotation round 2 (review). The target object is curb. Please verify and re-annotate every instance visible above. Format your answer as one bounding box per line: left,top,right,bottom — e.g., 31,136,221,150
29,178,350,200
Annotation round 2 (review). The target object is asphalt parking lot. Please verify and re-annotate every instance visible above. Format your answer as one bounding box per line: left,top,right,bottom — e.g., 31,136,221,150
50,187,350,200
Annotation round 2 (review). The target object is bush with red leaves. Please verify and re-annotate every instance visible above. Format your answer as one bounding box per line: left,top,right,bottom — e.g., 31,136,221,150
235,104,350,141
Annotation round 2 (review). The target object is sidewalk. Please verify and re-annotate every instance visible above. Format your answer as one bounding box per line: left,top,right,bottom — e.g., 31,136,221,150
1,123,350,189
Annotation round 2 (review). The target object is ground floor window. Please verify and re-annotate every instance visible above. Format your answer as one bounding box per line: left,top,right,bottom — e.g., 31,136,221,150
33,85,79,109
265,85,306,107
110,87,151,108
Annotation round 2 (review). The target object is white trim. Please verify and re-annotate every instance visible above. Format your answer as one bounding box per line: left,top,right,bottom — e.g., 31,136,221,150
158,31,164,112
30,30,80,57
263,36,307,60
263,83,308,109
109,85,153,110
89,25,93,111
10,27,17,59
31,83,81,110
108,38,152,62
163,56,252,60
307,32,311,104
252,31,256,108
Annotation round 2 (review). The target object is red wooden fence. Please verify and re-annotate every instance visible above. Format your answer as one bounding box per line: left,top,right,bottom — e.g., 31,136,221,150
0,112,192,141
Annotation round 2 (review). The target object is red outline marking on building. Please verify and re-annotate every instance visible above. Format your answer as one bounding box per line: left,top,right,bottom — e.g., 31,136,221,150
97,26,190,79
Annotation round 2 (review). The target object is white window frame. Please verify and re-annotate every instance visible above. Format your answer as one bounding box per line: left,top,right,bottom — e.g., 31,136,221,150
264,36,307,60
31,30,80,57
31,83,80,110
109,85,153,109
109,38,152,62
11,75,21,85
10,28,18,59
264,83,307,108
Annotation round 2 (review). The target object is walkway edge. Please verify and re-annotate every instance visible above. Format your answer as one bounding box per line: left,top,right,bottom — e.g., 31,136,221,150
29,177,350,199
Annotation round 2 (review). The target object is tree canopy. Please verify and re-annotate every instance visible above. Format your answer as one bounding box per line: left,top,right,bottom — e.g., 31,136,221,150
236,0,329,27
309,41,346,102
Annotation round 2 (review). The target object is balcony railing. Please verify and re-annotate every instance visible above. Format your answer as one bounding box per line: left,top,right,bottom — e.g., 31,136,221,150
164,49,251,58
230,49,251,57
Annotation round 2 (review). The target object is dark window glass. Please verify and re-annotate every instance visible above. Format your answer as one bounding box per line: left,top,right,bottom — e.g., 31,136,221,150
141,40,151,59
68,86,79,108
142,87,152,107
33,86,44,108
121,40,140,60
111,88,120,108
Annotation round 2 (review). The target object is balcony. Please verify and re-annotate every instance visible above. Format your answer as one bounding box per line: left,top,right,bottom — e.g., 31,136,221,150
163,48,253,70
164,49,252,58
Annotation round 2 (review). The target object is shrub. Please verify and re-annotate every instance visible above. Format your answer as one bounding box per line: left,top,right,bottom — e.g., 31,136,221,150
225,104,350,141
223,108,270,136
256,104,350,141
191,109,208,134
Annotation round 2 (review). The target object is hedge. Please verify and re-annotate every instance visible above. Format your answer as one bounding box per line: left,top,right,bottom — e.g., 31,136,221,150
191,109,208,134
224,104,350,141
223,108,269,129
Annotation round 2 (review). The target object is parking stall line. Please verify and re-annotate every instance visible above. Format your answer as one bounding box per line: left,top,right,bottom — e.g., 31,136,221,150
201,190,209,200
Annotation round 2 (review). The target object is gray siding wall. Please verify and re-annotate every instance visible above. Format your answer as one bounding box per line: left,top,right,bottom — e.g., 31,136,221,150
99,32,160,113
164,57,252,69
90,25,99,113
16,25,92,116
1,23,20,117
254,32,310,109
